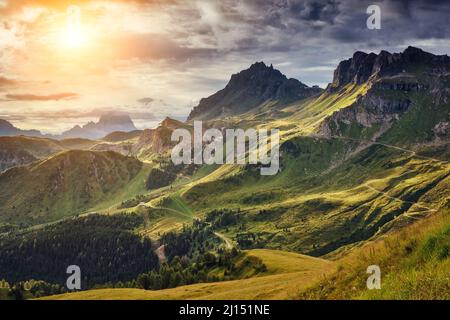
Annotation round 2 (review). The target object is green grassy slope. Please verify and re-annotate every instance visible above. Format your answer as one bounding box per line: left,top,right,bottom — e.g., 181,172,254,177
0,150,145,226
175,134,449,255
299,208,450,299
0,136,63,158
0,136,103,172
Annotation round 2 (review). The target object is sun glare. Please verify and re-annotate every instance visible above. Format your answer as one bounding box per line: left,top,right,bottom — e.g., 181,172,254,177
63,26,87,48
61,5,88,49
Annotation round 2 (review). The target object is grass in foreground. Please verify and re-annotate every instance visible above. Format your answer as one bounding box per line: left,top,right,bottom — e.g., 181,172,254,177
299,208,450,299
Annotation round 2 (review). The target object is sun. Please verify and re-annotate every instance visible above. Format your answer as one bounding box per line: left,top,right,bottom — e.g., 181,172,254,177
60,5,89,49
63,26,88,49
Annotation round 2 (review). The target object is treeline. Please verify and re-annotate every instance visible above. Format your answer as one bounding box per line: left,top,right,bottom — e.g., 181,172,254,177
161,219,219,260
0,213,159,288
205,209,241,229
126,220,267,291
0,212,271,298
133,249,241,290
0,279,64,300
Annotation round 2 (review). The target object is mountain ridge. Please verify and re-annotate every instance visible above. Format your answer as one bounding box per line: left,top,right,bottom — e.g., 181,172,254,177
0,150,145,226
188,61,322,121
0,119,43,138
61,114,138,140
319,46,450,144
328,46,450,90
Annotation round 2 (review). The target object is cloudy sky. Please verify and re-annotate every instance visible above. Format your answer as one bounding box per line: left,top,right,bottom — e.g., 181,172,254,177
0,0,450,133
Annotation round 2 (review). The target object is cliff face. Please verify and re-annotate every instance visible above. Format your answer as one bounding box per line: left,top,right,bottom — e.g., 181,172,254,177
319,47,450,142
328,46,450,90
188,62,322,121
132,117,187,159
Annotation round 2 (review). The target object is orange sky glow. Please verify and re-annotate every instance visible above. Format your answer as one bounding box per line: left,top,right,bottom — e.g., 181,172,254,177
1,0,449,133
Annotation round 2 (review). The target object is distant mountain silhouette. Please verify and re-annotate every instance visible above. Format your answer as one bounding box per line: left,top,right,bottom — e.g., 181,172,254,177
0,119,43,137
61,114,138,139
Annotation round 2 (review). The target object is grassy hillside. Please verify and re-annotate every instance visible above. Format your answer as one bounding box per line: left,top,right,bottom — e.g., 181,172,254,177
43,249,336,300
172,134,449,255
0,150,146,226
58,138,100,150
0,136,64,158
0,136,103,172
299,208,450,299
101,130,143,142
0,136,63,171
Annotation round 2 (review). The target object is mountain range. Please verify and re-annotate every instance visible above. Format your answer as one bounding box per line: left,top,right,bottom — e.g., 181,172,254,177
0,46,449,300
0,114,139,141
60,114,138,139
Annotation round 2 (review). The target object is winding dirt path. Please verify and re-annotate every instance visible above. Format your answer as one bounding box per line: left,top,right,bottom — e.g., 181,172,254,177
214,231,234,249
363,183,437,220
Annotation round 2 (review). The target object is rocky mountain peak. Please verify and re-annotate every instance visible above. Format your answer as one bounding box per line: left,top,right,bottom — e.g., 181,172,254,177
226,61,287,90
61,114,137,139
98,114,136,128
0,119,15,131
0,119,43,137
160,117,183,129
188,62,322,121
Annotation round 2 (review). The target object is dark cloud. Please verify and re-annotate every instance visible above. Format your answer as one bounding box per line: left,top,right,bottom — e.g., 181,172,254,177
5,92,79,101
289,0,340,23
137,98,171,109
189,0,450,53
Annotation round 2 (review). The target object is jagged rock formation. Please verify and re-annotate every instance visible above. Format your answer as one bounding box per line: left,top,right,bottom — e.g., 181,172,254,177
61,114,138,140
320,47,450,140
133,117,186,157
188,62,322,121
328,46,450,90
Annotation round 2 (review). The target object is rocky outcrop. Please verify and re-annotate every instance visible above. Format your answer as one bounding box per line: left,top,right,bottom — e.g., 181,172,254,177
319,93,412,137
188,62,322,121
131,117,187,158
328,46,450,91
433,122,450,140
92,117,187,157
320,47,450,139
